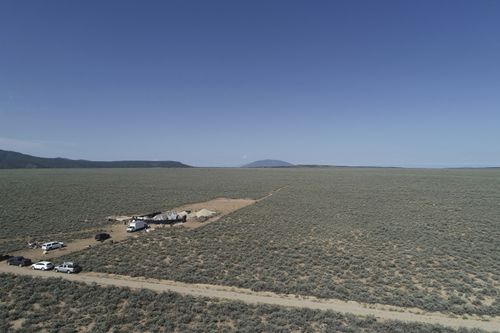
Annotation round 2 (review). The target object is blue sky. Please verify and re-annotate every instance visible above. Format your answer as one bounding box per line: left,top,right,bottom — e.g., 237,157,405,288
1,1,499,167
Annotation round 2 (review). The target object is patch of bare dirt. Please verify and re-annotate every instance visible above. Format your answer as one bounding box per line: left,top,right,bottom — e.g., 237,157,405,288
10,318,25,330
174,187,286,229
177,197,256,229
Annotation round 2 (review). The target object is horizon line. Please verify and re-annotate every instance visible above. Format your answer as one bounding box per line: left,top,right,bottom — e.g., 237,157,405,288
1,148,499,170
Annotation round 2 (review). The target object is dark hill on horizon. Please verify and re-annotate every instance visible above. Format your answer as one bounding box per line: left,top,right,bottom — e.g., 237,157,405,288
0,149,190,169
242,159,294,168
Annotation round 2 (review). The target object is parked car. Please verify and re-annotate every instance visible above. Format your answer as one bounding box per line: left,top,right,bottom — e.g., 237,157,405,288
31,261,54,271
55,262,81,274
95,233,110,242
41,241,64,251
6,256,32,267
0,254,12,261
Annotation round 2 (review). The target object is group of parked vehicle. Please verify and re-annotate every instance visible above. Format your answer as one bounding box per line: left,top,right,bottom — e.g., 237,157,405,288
32,261,81,273
3,256,81,274
1,232,113,274
0,232,115,274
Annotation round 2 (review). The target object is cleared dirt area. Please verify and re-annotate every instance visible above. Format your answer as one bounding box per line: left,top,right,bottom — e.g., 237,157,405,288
1,264,498,332
11,223,131,262
10,196,262,262
173,187,285,229
177,197,256,229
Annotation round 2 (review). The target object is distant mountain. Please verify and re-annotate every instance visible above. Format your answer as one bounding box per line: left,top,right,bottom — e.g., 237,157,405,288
0,149,190,169
242,159,294,168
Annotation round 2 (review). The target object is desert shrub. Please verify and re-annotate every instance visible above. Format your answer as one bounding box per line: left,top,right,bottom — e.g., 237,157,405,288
0,273,488,333
63,168,500,316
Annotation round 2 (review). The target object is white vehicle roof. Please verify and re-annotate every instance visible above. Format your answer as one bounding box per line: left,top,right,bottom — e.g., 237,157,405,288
35,261,53,265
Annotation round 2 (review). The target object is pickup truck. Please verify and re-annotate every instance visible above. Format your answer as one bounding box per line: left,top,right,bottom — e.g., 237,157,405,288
54,262,81,274
7,256,32,267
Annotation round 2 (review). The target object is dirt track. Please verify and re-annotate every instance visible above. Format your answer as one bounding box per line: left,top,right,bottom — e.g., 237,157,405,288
0,265,498,332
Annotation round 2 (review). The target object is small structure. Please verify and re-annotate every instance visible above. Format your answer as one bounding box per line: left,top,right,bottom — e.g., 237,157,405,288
146,211,187,225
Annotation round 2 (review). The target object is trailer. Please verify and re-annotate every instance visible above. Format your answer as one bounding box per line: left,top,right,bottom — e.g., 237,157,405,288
126,220,147,232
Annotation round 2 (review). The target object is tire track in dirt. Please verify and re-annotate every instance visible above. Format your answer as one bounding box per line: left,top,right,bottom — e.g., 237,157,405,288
256,186,287,202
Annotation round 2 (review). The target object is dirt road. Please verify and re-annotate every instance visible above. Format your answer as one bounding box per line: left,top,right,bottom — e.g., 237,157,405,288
1,264,498,332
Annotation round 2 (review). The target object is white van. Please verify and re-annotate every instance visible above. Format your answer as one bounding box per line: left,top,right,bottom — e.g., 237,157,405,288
126,220,146,232
41,241,64,251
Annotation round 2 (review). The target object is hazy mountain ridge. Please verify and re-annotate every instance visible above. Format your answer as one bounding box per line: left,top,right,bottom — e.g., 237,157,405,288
0,149,190,169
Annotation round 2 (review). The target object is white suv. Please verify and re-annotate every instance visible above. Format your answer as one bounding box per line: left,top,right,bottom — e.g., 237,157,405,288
31,261,54,271
41,242,64,251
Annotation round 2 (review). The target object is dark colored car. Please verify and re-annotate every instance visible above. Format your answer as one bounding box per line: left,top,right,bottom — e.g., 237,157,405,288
95,233,111,242
7,256,32,267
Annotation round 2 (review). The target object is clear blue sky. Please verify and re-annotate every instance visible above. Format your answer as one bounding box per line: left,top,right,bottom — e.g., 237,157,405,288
1,1,499,167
